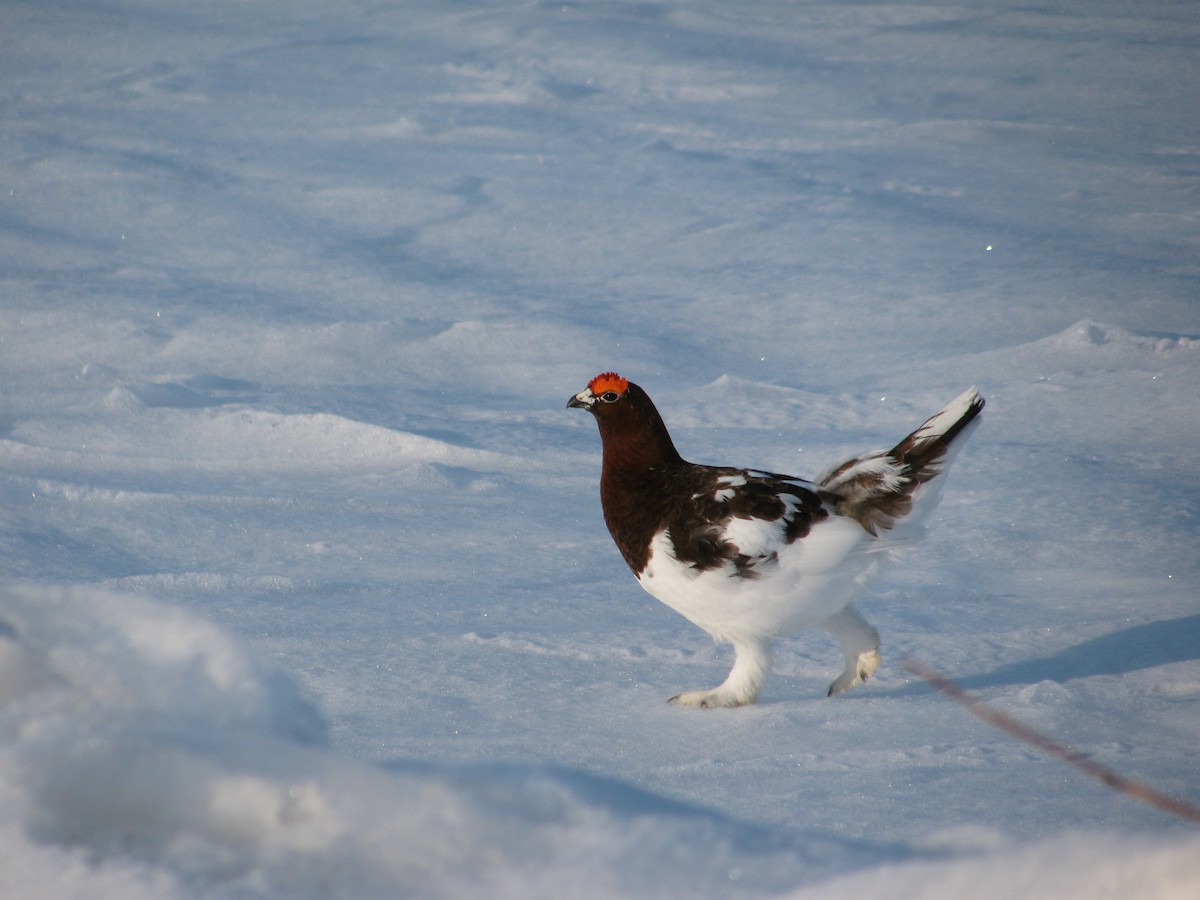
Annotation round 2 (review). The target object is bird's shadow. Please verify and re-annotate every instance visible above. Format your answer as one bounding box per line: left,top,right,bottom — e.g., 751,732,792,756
890,612,1200,695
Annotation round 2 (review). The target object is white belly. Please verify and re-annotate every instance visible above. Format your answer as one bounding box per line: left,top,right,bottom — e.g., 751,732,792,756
636,516,881,644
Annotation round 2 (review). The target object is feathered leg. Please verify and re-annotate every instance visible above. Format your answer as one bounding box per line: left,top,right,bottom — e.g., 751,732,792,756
670,637,773,708
823,604,881,696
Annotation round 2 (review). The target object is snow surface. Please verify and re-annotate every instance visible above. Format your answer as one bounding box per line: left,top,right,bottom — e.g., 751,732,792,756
3,1,1199,897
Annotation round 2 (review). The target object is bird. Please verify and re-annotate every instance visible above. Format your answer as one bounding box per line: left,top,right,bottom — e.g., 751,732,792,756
568,372,984,708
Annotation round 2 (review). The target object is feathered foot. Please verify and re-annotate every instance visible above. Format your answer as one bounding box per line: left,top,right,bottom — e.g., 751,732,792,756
823,605,882,697
669,638,771,709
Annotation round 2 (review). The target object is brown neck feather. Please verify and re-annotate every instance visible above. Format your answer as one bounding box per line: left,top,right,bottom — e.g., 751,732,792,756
592,383,684,573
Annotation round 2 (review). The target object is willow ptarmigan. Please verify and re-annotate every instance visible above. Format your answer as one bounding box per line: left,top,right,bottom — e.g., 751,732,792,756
568,373,984,708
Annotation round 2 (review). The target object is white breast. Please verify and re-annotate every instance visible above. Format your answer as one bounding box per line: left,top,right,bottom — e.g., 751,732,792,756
636,516,879,645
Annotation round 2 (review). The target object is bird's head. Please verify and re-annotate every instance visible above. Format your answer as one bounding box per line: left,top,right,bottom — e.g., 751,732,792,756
566,371,631,414
567,372,683,465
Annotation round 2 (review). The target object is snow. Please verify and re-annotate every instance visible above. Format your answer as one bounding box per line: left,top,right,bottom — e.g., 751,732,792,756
2,1,1198,896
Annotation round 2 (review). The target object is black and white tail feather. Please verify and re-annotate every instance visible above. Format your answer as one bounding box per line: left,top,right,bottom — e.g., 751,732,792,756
819,387,984,540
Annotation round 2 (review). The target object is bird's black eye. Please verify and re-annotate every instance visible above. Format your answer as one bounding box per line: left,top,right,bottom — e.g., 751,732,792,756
600,391,620,403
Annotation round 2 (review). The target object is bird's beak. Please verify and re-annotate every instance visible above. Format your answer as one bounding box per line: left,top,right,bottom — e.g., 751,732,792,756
566,388,594,410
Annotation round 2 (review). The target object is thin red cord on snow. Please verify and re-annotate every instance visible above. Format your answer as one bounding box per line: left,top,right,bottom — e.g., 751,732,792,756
902,658,1200,825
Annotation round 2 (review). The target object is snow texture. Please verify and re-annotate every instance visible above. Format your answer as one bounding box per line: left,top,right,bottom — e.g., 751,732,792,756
2,1,1198,897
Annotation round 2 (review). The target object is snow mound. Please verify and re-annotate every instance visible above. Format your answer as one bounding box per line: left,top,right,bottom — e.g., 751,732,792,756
4,586,1198,899
954,319,1200,380
905,320,1200,454
0,586,326,745
2,405,511,478
813,829,1200,900
0,586,857,898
